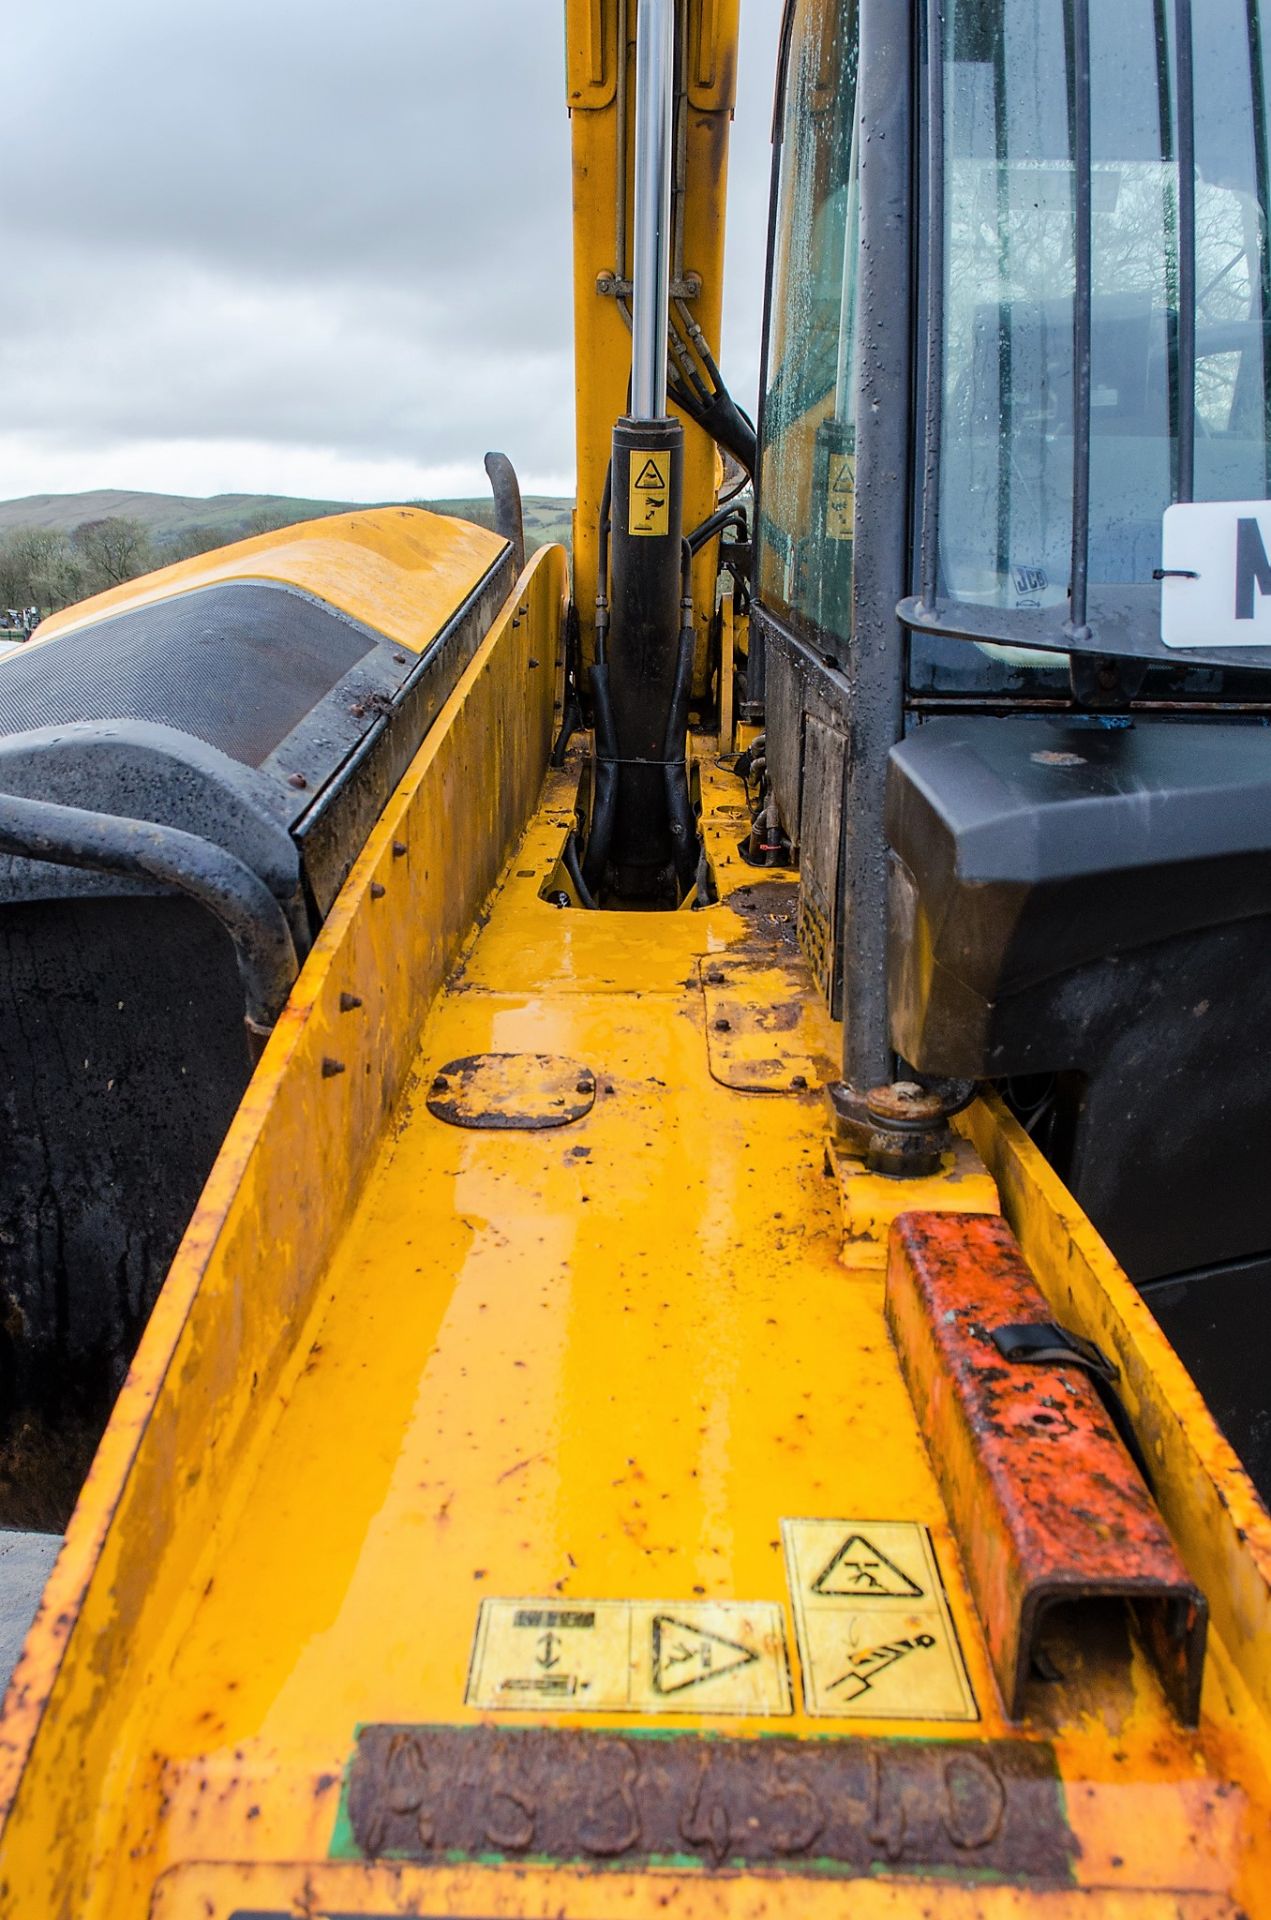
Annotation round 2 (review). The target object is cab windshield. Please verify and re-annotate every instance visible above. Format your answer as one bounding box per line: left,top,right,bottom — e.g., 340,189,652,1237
936,0,1271,620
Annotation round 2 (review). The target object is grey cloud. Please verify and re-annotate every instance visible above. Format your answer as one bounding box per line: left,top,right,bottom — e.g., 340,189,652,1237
2,0,782,495
9,3,558,279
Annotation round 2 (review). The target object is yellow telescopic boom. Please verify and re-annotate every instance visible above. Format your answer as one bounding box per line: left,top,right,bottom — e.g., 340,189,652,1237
568,0,739,678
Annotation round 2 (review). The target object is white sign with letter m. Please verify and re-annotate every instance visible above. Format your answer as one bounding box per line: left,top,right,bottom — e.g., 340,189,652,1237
1161,499,1271,648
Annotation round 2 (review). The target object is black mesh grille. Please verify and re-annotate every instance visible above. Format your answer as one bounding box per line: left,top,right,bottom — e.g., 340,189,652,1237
0,582,379,768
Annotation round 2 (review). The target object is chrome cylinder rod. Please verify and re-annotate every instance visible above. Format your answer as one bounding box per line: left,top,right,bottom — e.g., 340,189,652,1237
630,0,675,421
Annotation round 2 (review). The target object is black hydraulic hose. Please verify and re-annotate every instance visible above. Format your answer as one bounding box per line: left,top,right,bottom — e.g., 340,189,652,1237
667,370,757,477
663,649,698,890
620,284,754,478
581,467,619,894
663,540,698,893
686,504,749,555
595,463,613,665
693,384,757,477
0,789,298,1032
551,602,583,767
674,295,725,391
668,300,758,477
597,461,613,576
561,831,597,910
582,659,619,894
663,620,695,762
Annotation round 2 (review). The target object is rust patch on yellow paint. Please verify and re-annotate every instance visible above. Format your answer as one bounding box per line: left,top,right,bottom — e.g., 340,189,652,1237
427,1054,597,1131
700,955,834,1092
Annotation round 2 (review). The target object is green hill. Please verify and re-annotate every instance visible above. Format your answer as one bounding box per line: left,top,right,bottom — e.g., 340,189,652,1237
0,488,573,555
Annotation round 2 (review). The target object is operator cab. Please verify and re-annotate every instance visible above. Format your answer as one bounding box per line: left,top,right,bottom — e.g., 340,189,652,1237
750,0,1271,1497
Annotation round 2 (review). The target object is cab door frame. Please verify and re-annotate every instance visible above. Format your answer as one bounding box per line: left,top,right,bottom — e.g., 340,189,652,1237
751,0,916,1088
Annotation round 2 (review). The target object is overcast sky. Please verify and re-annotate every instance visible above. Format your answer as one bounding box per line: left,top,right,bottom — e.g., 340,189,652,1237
0,2,783,505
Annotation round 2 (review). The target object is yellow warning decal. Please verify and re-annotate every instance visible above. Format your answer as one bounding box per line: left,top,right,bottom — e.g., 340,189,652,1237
826,450,855,542
782,1519,977,1721
466,1597,792,1715
629,451,671,537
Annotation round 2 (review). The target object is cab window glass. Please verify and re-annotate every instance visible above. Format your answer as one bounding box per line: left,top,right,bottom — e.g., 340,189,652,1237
938,0,1271,614
757,0,860,646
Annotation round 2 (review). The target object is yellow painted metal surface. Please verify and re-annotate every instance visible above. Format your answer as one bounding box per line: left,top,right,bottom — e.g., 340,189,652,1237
0,686,1265,1913
0,540,567,1917
829,1135,1000,1268
147,1862,1244,1920
568,0,739,678
27,505,506,654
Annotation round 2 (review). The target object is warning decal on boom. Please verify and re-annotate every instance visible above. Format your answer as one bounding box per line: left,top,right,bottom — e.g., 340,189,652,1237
826,449,855,541
783,1519,978,1721
628,450,670,537
466,1596,792,1715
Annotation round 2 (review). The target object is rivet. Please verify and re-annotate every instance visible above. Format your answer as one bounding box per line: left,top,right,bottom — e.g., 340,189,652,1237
370,881,386,899
392,840,407,859
321,1058,346,1078
339,992,363,1013
288,772,308,790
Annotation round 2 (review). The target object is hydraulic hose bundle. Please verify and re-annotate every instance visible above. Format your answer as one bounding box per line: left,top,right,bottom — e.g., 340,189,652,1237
581,467,619,894
663,539,698,894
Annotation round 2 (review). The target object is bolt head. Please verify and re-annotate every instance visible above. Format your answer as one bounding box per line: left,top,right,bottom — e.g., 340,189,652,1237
865,1080,944,1127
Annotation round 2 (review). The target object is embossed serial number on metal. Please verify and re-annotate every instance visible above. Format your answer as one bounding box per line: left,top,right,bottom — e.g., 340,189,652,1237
466,1596,792,1715
337,1724,1076,1878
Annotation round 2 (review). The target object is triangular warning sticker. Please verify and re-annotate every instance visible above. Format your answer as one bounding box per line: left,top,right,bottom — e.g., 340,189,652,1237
633,457,666,490
832,462,854,492
651,1614,759,1695
812,1533,924,1599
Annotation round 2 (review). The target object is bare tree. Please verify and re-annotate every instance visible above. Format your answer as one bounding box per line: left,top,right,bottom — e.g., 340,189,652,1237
0,528,88,614
71,516,155,592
